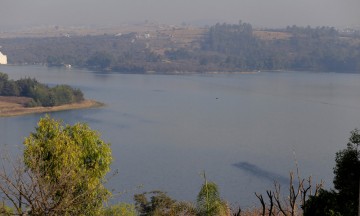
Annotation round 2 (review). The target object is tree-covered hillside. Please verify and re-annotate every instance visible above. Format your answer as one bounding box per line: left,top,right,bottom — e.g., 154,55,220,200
199,22,360,72
1,22,359,73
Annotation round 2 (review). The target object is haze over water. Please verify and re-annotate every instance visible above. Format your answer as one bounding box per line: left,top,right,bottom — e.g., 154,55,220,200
1,65,360,206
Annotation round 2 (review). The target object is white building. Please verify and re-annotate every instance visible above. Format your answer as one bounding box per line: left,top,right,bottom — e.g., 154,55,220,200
0,51,7,64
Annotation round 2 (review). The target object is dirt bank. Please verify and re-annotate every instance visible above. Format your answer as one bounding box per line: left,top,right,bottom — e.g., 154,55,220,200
0,96,103,117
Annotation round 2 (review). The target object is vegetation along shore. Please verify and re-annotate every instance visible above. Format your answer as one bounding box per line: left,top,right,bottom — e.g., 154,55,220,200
0,72,103,117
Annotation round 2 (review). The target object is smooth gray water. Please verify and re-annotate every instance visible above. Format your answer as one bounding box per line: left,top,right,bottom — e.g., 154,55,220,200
1,65,360,207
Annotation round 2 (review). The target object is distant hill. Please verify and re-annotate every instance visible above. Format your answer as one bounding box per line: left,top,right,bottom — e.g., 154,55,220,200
0,22,359,73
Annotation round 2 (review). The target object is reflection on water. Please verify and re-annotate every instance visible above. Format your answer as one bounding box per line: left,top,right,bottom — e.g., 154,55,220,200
1,65,360,206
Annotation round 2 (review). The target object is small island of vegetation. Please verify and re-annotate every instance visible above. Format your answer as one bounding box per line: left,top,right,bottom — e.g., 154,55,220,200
0,72,102,116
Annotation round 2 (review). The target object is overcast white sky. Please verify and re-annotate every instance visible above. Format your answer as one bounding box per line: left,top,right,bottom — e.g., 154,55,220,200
1,0,359,29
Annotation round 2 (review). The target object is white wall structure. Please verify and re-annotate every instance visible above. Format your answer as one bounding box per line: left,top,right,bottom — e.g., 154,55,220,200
0,52,7,64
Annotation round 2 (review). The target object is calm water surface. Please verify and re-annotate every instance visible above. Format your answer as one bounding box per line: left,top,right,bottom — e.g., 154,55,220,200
1,65,360,207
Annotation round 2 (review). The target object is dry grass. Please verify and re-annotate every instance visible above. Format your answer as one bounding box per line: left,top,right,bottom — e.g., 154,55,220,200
0,96,103,117
240,208,264,216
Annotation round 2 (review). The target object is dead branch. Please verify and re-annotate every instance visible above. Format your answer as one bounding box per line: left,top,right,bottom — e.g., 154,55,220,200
255,192,266,216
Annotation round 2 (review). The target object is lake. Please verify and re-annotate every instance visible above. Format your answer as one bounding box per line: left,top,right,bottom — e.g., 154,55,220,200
1,65,360,207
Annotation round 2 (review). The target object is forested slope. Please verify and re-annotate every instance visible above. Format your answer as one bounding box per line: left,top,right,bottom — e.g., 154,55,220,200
1,22,359,73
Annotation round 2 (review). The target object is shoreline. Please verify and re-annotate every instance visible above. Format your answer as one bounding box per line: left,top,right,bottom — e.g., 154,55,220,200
0,97,104,117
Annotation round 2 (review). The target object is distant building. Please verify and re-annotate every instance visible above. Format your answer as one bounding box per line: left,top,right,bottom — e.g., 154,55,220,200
0,51,7,64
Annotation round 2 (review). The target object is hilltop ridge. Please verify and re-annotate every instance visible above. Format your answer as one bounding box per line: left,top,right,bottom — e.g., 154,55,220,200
1,22,359,73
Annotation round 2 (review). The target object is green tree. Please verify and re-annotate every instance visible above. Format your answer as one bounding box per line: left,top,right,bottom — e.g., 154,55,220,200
15,77,39,97
303,189,341,216
51,85,81,105
333,129,360,216
0,72,16,96
196,175,229,216
0,72,9,83
134,191,176,216
20,115,112,215
304,129,360,216
134,191,196,216
28,84,55,107
1,80,19,96
47,55,63,66
102,203,137,216
86,52,113,69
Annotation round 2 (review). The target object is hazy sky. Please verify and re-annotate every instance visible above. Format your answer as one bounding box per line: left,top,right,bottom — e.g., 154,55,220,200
1,0,359,29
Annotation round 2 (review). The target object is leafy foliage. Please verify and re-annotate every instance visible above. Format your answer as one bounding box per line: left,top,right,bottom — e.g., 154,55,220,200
303,189,341,216
133,175,231,216
86,51,113,69
22,115,112,215
102,203,137,216
0,72,84,107
196,177,229,216
202,21,257,57
304,129,360,216
0,202,14,215
134,191,176,216
134,191,197,216
332,129,360,216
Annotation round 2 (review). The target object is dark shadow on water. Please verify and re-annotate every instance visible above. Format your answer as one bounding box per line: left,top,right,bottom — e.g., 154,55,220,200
233,161,289,185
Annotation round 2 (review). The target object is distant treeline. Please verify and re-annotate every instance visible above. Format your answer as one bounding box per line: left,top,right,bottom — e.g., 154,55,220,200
198,22,360,72
1,22,359,73
0,34,157,73
0,72,84,107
